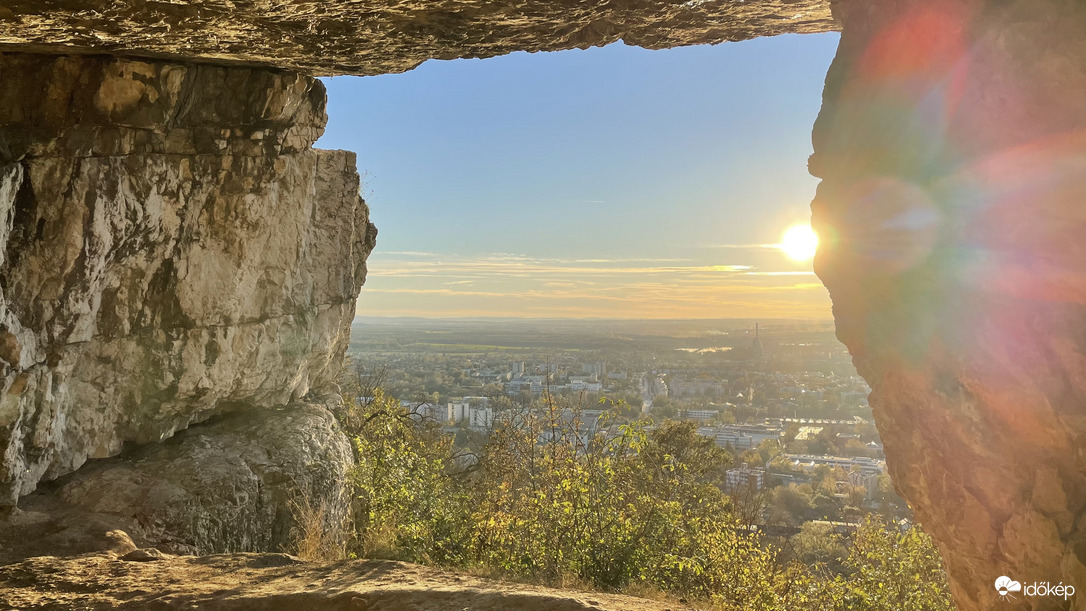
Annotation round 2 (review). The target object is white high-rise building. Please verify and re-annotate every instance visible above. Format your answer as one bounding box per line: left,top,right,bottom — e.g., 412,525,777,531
447,401,470,424
469,406,493,429
725,463,765,493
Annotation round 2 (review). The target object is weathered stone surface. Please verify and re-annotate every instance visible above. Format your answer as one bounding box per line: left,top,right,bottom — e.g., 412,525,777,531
812,0,1086,608
0,53,326,162
0,0,834,76
0,504,138,564
0,401,353,560
0,53,377,506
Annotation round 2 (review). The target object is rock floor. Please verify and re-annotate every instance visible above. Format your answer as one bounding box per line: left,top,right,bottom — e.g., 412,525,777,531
0,552,695,611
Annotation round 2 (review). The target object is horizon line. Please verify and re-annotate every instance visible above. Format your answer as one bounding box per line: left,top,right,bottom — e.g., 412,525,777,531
353,314,836,322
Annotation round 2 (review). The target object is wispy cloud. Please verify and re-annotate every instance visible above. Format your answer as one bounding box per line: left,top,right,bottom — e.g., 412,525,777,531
356,249,830,319
703,243,780,250
378,250,442,257
744,271,818,276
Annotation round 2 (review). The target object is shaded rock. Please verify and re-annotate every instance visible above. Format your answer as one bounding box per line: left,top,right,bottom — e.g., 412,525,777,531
0,53,326,162
3,401,354,560
0,503,138,563
0,1,835,76
0,53,376,506
120,548,169,562
812,0,1086,608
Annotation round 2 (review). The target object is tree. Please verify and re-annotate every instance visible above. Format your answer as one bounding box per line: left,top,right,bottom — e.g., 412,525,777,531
783,422,801,445
791,521,847,574
348,390,473,564
333,382,952,610
873,474,910,519
769,485,814,526
756,438,781,464
840,516,953,611
651,399,678,420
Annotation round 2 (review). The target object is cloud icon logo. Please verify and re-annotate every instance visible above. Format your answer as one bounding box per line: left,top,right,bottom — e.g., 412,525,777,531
995,576,1022,598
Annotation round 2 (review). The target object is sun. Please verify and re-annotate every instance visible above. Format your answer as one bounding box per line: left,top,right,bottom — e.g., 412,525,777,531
779,224,819,262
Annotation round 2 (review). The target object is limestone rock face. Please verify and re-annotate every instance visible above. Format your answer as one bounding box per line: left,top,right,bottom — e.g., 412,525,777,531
5,401,354,558
812,0,1086,608
0,53,377,506
0,53,326,161
0,0,834,76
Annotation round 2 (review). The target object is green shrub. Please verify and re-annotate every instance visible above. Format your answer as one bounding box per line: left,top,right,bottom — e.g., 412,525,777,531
340,389,953,610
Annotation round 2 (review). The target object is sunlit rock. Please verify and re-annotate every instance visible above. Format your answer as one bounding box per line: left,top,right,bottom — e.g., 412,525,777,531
0,1,834,76
812,1,1086,608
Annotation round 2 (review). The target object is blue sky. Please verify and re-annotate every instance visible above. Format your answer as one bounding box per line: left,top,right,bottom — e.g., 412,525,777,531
318,32,840,319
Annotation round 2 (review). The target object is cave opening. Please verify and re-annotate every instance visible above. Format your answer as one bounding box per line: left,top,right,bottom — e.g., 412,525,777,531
321,31,949,606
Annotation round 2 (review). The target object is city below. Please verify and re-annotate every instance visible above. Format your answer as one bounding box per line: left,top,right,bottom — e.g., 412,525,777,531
348,317,907,530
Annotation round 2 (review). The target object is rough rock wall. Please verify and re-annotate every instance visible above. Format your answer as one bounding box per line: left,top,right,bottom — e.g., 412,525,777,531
812,0,1086,608
1,400,354,560
0,0,833,76
35,401,353,556
0,53,377,506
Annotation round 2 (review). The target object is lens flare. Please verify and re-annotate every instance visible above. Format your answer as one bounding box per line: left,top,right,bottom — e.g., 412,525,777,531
780,224,819,262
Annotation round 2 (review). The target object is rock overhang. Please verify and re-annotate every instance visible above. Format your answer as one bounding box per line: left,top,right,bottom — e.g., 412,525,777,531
0,0,835,76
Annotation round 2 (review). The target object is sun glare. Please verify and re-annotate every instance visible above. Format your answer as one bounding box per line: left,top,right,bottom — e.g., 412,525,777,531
779,224,819,262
